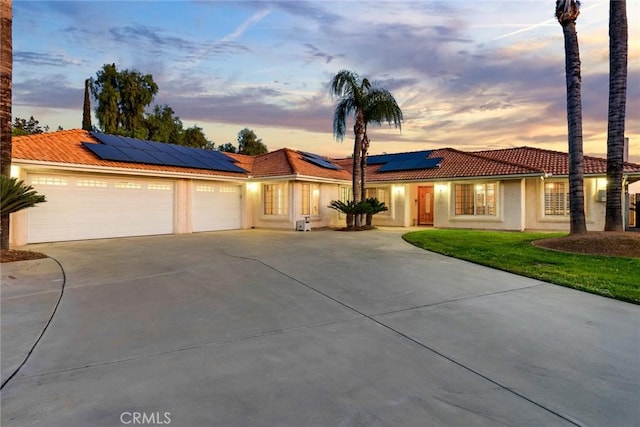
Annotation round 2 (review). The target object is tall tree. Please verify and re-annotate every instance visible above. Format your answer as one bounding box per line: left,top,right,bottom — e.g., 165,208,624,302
82,79,92,131
330,70,402,227
237,128,268,155
556,0,587,234
183,125,214,150
360,86,402,203
12,116,48,136
217,142,237,153
604,0,628,231
90,63,158,138
1,0,12,249
145,104,184,145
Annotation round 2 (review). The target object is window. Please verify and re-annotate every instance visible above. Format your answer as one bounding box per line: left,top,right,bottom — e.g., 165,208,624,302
544,181,569,216
301,183,320,216
340,187,352,203
455,183,497,216
264,183,288,215
114,182,142,189
77,179,107,188
148,183,171,191
365,187,391,215
31,177,67,186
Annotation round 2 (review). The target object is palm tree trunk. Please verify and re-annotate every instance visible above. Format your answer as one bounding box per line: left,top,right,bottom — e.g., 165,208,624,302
1,0,13,249
561,20,587,234
605,0,627,231
360,131,369,226
352,111,364,228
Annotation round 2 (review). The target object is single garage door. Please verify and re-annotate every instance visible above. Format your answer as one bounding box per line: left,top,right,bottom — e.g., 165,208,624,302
192,182,242,232
26,174,175,243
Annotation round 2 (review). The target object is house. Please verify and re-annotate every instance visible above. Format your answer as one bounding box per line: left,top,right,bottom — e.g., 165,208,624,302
7,129,640,245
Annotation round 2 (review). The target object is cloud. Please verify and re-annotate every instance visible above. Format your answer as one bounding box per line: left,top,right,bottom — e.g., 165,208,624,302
13,75,83,110
222,7,271,42
14,51,83,67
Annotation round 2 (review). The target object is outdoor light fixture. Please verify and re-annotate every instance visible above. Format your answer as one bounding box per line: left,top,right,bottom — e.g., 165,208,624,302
247,182,259,193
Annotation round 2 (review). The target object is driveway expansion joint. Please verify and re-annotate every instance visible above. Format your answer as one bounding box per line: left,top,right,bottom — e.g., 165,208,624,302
1,257,67,390
227,252,583,427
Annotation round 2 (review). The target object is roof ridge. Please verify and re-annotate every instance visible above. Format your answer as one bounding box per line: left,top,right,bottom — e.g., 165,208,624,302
442,147,545,174
284,148,300,174
12,128,91,140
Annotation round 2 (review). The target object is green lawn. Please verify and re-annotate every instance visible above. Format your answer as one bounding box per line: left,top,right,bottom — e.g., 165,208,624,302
403,229,640,304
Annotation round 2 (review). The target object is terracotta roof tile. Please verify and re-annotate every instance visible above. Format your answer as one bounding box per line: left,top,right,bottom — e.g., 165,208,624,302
12,129,249,178
250,148,351,181
14,131,638,183
352,148,541,182
472,146,640,176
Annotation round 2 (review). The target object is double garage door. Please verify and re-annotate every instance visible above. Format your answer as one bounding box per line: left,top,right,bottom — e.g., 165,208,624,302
26,174,241,243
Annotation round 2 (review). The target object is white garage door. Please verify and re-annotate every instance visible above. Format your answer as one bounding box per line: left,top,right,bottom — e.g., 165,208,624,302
192,182,242,232
27,174,174,243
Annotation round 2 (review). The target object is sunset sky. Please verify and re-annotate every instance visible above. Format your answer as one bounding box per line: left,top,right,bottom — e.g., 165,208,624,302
11,0,640,163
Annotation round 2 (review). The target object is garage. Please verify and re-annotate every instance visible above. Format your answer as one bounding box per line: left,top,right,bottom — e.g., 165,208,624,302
26,173,175,243
192,182,242,232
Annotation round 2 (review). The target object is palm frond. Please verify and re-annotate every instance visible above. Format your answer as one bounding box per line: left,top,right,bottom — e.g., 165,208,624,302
0,176,47,216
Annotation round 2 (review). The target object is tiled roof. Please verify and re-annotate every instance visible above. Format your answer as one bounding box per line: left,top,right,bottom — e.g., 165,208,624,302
472,146,640,176
355,148,542,182
13,130,639,183
250,148,351,181
12,129,249,179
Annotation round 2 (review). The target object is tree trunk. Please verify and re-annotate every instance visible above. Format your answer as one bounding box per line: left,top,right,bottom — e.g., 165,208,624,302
346,213,354,228
605,0,627,231
360,131,369,227
352,110,364,228
562,20,587,234
1,0,13,249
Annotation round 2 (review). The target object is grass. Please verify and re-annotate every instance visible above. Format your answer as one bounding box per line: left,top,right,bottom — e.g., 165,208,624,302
403,229,640,304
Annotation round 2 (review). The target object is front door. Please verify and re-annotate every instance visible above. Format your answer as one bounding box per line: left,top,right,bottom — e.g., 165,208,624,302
418,186,434,225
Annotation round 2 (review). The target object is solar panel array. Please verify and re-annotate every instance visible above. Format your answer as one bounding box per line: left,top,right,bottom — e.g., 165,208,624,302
83,132,247,173
300,151,342,170
368,150,443,172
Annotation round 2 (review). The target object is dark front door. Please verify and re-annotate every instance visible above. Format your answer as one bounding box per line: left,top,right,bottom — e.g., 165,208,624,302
418,186,434,225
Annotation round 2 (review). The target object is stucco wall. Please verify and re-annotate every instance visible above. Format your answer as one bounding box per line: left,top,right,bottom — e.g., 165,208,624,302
525,177,608,232
433,179,526,231
248,181,343,230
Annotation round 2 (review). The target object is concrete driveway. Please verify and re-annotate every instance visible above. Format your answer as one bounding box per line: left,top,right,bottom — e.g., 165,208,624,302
1,229,638,426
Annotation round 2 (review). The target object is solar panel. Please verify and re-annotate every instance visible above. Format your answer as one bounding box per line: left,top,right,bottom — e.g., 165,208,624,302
87,132,247,173
378,157,442,172
116,147,166,165
82,143,134,162
300,151,341,170
124,137,158,151
90,132,136,149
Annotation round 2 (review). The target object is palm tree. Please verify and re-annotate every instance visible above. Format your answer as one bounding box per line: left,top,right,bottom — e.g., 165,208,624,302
605,0,627,231
363,197,389,226
0,176,46,216
1,0,13,249
556,0,587,234
330,70,402,227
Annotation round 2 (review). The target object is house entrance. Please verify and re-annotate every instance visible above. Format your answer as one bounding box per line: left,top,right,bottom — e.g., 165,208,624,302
418,186,434,225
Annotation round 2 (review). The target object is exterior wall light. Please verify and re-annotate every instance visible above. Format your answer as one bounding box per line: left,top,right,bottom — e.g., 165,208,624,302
247,182,259,193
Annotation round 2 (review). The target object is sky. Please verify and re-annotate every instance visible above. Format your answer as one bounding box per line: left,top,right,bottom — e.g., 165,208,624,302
11,0,640,165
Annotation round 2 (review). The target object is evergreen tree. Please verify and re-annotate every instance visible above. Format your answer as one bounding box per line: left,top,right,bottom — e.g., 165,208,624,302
82,79,92,131
237,128,268,155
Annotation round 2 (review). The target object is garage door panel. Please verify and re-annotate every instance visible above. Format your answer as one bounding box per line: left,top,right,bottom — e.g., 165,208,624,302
192,183,242,232
27,175,174,243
